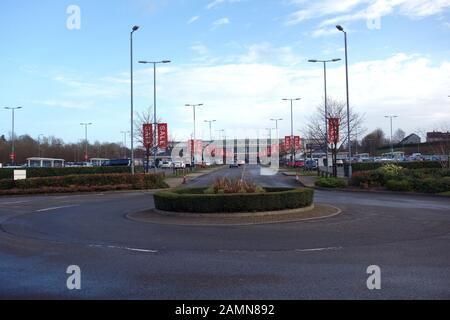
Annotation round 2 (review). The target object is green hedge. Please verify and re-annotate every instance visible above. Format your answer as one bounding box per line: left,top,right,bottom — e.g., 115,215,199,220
352,161,442,172
0,173,167,191
0,166,133,180
315,177,348,188
154,187,314,213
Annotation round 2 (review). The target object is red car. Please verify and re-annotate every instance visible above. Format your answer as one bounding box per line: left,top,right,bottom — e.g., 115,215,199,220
286,161,305,168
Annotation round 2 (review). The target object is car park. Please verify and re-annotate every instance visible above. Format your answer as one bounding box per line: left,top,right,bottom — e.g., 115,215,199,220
229,162,239,168
160,161,173,169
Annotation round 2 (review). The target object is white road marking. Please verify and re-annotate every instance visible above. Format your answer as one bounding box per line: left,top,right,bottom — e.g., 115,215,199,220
296,246,343,253
88,244,158,253
0,200,31,205
36,205,79,212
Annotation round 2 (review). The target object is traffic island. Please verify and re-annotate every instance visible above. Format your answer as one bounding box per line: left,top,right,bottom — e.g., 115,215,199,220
128,185,342,225
128,203,341,226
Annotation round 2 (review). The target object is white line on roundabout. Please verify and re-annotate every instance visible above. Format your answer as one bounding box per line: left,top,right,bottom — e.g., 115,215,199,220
295,246,343,253
88,244,158,254
35,205,80,212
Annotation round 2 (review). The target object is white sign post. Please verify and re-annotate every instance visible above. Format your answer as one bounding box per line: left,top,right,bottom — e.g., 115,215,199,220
14,170,27,181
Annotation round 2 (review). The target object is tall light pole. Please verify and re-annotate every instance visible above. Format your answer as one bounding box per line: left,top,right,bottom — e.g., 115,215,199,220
282,98,301,163
38,134,44,158
130,25,140,174
204,120,217,141
186,104,204,166
80,123,92,162
336,25,352,177
308,58,341,172
270,118,283,148
121,131,130,159
139,60,171,173
4,107,22,165
385,115,398,154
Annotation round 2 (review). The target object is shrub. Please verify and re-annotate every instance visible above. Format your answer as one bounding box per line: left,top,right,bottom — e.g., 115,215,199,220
0,166,133,180
0,173,168,191
352,161,441,172
386,179,412,192
315,177,347,188
412,177,450,193
154,187,314,213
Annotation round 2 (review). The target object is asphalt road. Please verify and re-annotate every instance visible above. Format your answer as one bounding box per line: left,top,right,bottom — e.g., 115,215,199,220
0,165,449,299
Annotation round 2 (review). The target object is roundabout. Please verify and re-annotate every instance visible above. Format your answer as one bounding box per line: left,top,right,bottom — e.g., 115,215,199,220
0,165,449,299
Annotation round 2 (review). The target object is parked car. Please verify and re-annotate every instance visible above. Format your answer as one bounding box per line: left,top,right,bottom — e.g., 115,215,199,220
229,162,239,168
160,161,173,169
172,161,186,169
286,160,305,168
304,159,318,170
237,160,246,166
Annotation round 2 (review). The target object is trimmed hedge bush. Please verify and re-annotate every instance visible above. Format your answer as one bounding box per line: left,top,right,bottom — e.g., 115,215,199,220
315,177,348,188
154,187,314,213
0,166,133,180
386,179,412,192
352,161,441,172
0,173,168,192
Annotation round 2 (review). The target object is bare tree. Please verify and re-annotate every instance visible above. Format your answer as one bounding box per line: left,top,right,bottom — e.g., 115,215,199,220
393,128,406,143
361,128,388,154
305,97,364,177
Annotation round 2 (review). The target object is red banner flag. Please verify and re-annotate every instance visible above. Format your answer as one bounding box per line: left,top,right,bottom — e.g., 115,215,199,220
143,124,153,147
294,136,301,150
328,118,340,142
285,136,292,151
157,123,168,149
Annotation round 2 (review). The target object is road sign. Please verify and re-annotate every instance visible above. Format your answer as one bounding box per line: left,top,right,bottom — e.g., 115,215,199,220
14,170,27,181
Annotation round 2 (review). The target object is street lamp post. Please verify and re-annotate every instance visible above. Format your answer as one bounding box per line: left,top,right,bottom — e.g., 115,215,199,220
121,131,130,159
130,25,140,175
308,58,341,173
204,120,217,141
80,123,93,162
385,115,398,154
336,25,352,177
186,104,204,166
282,98,301,163
38,134,44,158
270,119,283,155
139,60,172,173
4,107,22,166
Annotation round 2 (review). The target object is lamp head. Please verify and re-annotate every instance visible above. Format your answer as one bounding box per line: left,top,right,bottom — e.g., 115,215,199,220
336,25,344,32
132,26,140,32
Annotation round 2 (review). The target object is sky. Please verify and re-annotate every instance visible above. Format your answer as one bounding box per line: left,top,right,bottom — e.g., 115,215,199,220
0,0,449,144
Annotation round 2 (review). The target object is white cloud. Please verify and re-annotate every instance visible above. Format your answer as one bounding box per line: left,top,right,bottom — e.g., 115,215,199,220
206,0,244,10
212,17,230,29
133,53,450,140
188,16,199,24
287,0,450,37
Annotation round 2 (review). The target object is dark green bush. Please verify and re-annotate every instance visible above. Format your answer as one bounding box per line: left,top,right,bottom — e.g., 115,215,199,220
386,179,412,191
0,166,133,180
154,187,314,213
412,177,450,193
352,161,441,172
0,173,168,191
315,177,347,188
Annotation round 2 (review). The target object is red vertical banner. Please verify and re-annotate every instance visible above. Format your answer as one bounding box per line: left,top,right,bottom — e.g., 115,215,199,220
143,124,153,147
328,118,340,143
157,123,168,149
294,136,301,150
267,146,272,157
285,136,292,151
